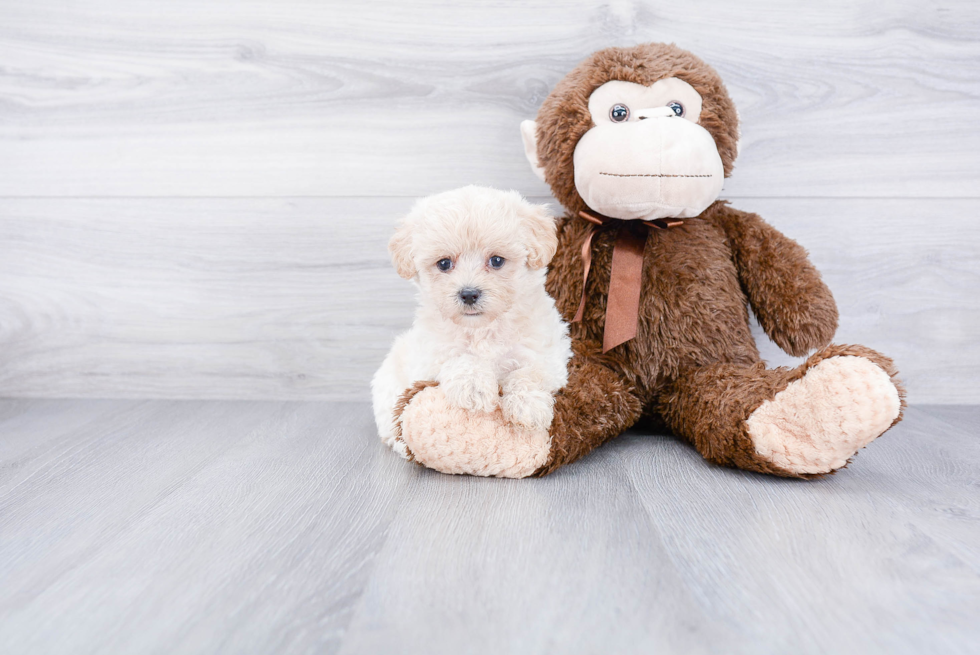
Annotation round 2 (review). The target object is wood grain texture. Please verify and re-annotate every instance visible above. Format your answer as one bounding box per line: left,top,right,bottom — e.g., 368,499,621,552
0,197,415,400
0,0,977,198
344,405,980,654
1,400,978,654
741,197,980,403
0,400,417,654
1,4,976,652
1,196,976,402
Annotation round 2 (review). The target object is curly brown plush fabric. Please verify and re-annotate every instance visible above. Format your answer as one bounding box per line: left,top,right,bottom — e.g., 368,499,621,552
392,43,904,479
533,344,643,476
528,44,905,477
658,344,906,478
535,44,740,217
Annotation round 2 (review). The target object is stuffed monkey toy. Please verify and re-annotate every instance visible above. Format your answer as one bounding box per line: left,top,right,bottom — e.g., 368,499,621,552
393,43,905,478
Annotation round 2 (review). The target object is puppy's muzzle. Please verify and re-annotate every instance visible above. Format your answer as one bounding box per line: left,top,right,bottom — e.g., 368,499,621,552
458,287,482,306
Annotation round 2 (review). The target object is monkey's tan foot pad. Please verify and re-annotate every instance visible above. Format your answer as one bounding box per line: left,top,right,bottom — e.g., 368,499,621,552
745,356,902,476
400,385,551,478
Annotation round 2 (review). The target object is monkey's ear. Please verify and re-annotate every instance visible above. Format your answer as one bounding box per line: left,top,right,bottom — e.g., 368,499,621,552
520,120,547,182
388,220,416,280
521,202,558,269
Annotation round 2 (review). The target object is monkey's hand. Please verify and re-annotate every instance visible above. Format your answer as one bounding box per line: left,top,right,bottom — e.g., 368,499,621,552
711,204,839,357
437,355,499,414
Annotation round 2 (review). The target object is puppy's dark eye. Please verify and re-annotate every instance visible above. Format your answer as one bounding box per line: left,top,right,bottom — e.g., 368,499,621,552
436,258,453,272
488,256,505,269
667,101,684,117
609,104,630,122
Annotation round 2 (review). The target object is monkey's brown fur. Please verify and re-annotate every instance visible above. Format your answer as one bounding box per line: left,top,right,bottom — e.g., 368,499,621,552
394,43,904,478
536,43,740,216
530,44,905,477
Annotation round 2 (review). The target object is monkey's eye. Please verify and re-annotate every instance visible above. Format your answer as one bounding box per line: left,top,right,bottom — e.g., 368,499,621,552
667,101,684,117
609,104,630,122
488,255,505,269
436,258,453,272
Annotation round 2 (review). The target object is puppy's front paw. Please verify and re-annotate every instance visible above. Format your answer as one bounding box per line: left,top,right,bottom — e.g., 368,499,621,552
502,389,554,431
441,369,499,414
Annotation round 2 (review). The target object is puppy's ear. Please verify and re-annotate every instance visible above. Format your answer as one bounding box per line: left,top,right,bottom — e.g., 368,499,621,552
388,219,416,279
521,202,558,269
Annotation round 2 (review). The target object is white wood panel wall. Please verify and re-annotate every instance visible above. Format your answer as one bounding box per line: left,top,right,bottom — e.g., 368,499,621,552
0,0,978,402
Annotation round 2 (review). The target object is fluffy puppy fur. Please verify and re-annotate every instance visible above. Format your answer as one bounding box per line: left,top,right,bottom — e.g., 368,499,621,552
372,185,572,458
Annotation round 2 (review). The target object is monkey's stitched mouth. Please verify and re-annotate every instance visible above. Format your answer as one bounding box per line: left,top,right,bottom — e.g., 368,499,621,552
599,172,714,178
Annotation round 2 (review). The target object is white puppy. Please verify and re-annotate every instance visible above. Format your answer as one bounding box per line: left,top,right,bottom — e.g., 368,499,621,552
372,185,572,458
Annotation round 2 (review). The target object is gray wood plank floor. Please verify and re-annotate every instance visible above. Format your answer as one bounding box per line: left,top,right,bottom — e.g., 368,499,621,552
1,401,977,654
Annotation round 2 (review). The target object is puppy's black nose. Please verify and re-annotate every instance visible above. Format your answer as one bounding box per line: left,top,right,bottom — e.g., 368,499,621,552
458,288,481,306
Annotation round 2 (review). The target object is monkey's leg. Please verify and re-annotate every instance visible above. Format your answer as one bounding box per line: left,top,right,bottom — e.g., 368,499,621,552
659,344,905,478
532,354,643,476
392,354,642,478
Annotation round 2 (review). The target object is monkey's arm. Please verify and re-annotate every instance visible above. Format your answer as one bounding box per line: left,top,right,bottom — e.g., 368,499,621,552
710,204,838,357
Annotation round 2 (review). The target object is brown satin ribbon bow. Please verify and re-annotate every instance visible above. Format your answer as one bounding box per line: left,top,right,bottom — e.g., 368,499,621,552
573,210,684,353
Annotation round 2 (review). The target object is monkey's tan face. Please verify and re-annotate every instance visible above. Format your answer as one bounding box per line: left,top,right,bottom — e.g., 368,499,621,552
522,77,725,221
572,78,725,220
